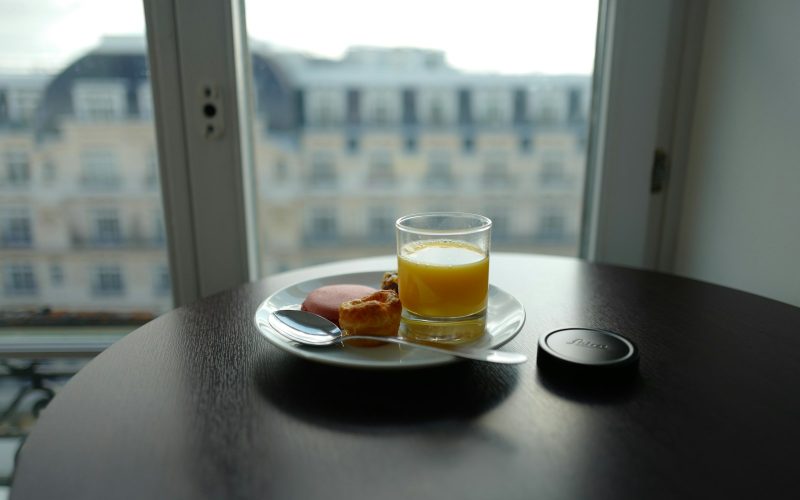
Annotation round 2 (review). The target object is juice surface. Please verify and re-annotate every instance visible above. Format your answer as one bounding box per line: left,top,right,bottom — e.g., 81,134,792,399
398,240,489,318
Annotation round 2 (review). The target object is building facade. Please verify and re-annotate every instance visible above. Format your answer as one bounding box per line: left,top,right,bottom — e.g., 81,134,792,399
1,38,590,315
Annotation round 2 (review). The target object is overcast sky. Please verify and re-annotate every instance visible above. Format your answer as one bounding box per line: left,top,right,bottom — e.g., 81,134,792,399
0,0,598,75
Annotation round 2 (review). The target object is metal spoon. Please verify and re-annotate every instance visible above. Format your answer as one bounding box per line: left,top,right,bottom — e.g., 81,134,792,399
269,309,527,365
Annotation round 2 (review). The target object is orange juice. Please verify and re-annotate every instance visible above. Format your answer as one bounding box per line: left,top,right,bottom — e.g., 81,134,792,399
398,239,489,318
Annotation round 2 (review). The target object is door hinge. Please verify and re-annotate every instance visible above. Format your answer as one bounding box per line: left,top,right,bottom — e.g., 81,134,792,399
650,149,669,193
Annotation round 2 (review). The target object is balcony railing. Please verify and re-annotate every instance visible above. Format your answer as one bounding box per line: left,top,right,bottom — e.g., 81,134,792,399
69,233,165,250
90,285,126,297
294,232,578,252
299,120,582,137
0,238,33,249
79,177,123,190
2,286,38,297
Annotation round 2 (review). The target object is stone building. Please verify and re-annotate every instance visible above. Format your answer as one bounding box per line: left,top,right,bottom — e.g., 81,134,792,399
1,38,590,314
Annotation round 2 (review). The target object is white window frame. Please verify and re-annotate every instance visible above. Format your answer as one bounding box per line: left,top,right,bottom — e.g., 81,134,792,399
1,207,33,247
582,0,707,270
72,79,128,121
425,152,455,188
538,205,567,241
483,154,512,188
7,87,41,123
90,208,123,245
138,83,154,120
4,150,31,186
141,0,704,306
81,150,120,188
91,264,126,296
367,152,394,186
49,263,64,286
3,263,38,296
366,206,395,242
308,153,337,188
483,205,512,242
144,0,257,305
153,264,171,295
306,207,338,243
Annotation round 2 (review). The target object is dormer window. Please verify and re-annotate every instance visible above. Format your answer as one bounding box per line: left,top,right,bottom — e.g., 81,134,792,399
6,87,41,123
73,80,127,121
420,89,455,126
364,89,399,125
372,98,390,124
429,98,445,126
307,89,343,126
475,89,510,125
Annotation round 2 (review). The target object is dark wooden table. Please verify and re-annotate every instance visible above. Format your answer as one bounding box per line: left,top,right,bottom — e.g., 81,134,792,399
11,254,800,499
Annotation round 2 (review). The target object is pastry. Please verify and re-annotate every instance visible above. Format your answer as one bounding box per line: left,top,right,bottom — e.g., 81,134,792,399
339,290,402,347
380,271,398,293
301,284,377,326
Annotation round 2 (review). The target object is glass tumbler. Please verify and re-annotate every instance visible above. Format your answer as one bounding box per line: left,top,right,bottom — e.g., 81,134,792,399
396,212,492,344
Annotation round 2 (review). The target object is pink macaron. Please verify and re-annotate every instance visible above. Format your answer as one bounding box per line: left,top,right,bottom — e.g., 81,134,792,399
301,284,377,326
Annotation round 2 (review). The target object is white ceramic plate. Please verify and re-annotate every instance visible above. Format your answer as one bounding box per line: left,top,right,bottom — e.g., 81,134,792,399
254,271,526,369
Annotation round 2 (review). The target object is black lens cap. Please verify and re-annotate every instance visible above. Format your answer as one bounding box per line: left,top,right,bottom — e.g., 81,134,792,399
537,328,639,379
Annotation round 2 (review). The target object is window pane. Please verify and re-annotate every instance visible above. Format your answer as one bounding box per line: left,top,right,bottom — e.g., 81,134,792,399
0,2,173,338
246,0,598,274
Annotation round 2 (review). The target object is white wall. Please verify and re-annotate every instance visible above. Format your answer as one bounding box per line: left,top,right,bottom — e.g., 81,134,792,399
673,0,800,306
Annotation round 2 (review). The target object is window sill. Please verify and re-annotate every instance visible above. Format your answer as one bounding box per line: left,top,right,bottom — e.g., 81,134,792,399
0,328,130,358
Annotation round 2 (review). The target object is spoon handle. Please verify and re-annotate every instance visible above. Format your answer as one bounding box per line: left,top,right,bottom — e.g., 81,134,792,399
341,335,527,365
